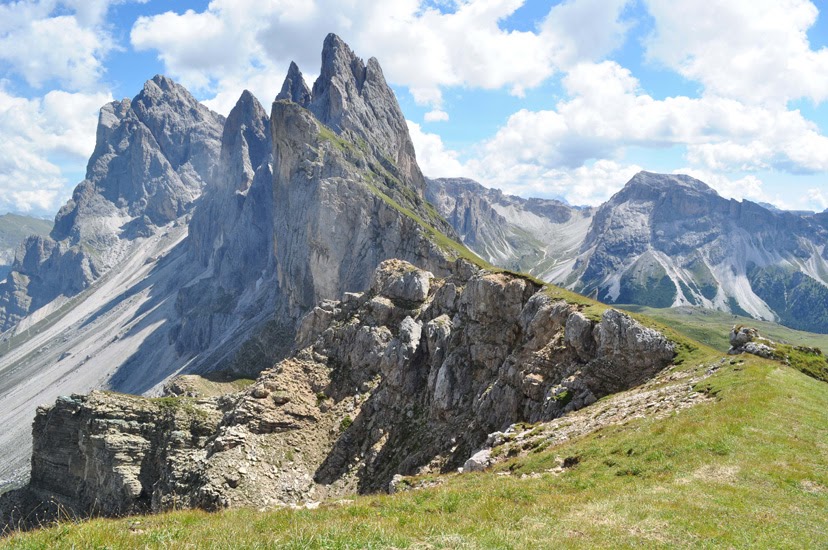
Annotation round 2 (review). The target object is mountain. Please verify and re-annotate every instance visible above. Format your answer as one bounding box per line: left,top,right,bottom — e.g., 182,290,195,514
0,214,52,280
569,172,828,332
426,178,594,279
0,76,225,332
431,172,828,333
0,34,474,489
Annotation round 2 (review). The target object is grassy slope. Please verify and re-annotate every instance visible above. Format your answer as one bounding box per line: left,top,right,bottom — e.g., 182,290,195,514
4,294,827,548
0,215,52,248
618,305,828,352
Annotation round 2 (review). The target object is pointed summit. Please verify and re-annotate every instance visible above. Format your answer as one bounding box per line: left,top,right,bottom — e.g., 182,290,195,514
307,33,425,194
276,62,311,107
220,90,270,191
614,171,717,204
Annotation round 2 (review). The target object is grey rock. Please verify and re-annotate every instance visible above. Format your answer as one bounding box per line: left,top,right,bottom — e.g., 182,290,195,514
276,61,311,107
2,260,678,523
463,449,493,473
0,76,224,331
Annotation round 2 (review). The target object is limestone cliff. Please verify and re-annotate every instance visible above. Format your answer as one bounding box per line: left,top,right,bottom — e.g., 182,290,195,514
172,33,464,367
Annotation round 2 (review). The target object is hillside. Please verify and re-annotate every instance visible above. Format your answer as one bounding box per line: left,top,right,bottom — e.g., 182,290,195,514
4,325,826,547
618,305,828,352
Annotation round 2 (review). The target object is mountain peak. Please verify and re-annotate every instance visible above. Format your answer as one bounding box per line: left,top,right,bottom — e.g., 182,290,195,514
615,171,717,203
275,61,311,107
318,33,357,82
306,34,426,194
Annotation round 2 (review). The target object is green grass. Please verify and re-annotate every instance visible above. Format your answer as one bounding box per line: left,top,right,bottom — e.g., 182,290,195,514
4,355,826,548
617,305,828,352
0,214,52,248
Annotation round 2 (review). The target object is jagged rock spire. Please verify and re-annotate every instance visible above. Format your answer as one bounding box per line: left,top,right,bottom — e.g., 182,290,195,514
292,33,426,195
276,62,311,107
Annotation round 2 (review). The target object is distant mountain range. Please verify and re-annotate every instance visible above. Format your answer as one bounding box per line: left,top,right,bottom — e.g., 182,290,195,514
429,172,828,333
0,214,52,279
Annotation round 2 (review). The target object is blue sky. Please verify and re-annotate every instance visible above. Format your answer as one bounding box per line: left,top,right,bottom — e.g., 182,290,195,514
1,0,827,216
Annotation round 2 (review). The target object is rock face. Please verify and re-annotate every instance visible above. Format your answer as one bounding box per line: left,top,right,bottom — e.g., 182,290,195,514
569,172,828,332
427,178,594,279
175,33,462,367
0,392,221,526
0,215,52,280
0,76,224,331
1,260,675,525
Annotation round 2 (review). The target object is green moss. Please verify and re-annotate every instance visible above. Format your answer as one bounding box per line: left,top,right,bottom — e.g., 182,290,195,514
339,415,353,431
553,390,573,406
364,182,492,269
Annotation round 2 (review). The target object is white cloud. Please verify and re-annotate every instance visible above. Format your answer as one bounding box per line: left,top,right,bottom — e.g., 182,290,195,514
644,0,828,106
542,0,632,69
805,188,828,211
0,86,111,213
130,0,634,111
674,168,773,204
0,1,142,91
424,109,449,122
465,59,828,199
407,120,471,179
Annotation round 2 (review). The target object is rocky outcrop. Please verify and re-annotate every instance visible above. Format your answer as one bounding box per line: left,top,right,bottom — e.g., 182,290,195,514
0,215,52,280
1,260,676,525
0,391,221,527
276,61,311,107
308,34,425,195
0,76,224,331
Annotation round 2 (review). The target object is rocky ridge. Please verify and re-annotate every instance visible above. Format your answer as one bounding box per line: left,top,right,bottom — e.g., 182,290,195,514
0,259,676,526
427,178,594,279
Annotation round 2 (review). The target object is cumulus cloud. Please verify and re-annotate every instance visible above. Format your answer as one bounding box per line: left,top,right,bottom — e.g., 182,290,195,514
645,0,828,106
0,86,111,213
424,109,449,122
0,0,134,91
805,188,828,211
407,120,472,179
130,0,633,112
463,59,828,201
